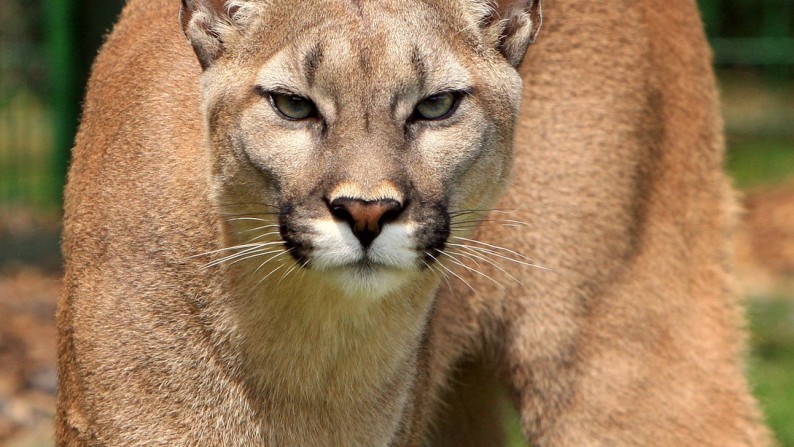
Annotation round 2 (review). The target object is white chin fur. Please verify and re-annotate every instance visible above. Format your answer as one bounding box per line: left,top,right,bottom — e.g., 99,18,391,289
329,267,415,299
307,220,419,298
308,219,365,269
368,223,419,268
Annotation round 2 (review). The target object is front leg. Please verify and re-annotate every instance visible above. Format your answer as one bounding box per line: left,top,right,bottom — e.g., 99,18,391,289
501,289,771,446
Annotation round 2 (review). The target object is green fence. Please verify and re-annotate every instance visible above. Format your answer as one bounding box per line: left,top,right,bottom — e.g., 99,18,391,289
701,0,794,69
0,1,58,209
0,0,122,211
0,0,792,211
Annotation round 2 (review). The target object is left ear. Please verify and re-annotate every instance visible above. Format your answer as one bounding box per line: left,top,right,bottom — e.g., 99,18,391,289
482,0,542,67
179,0,259,70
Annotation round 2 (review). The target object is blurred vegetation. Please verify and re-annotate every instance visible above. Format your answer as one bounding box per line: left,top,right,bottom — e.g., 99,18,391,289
0,0,123,210
721,63,794,447
749,299,794,445
728,137,794,189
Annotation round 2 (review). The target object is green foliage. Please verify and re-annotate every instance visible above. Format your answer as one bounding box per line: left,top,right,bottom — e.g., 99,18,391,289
727,138,794,190
749,299,794,447
0,90,58,210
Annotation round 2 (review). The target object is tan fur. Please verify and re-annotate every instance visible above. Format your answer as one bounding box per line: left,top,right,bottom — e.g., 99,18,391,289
58,0,771,445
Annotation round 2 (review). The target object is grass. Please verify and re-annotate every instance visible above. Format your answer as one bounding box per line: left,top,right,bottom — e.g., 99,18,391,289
727,137,794,190
749,299,794,447
0,90,59,211
726,135,794,446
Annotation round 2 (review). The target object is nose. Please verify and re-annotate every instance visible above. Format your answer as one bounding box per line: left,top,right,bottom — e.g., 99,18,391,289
328,197,404,248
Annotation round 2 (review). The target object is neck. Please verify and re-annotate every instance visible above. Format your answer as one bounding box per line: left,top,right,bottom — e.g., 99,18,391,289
212,263,438,442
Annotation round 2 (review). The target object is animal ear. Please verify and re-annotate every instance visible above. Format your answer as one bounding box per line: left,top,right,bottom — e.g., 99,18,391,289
481,0,542,68
180,0,247,69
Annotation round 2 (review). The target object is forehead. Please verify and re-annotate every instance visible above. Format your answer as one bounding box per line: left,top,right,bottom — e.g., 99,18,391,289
243,0,480,94
254,0,474,41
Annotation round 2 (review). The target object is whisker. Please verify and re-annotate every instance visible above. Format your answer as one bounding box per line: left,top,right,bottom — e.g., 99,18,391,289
225,217,277,223
278,262,302,285
243,231,282,244
426,251,475,292
217,202,279,209
255,262,288,288
443,251,504,288
487,206,525,215
204,247,286,269
447,206,523,216
191,242,282,259
253,249,293,275
450,236,537,262
423,254,454,291
203,241,287,265
299,260,310,281
450,218,528,227
449,223,524,232
448,248,522,285
421,259,435,276
203,250,268,270
447,243,551,271
447,242,527,264
240,224,281,234
447,210,488,218
451,249,481,269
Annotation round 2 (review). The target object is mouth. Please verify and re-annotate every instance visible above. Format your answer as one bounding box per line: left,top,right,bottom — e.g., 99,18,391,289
278,218,434,298
348,258,386,270
282,217,427,265
284,238,414,273
274,198,451,298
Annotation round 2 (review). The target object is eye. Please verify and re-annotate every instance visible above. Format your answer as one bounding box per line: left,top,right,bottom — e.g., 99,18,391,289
413,91,459,120
268,92,317,120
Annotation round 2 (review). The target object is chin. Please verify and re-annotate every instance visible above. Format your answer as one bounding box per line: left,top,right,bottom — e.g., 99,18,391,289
325,265,416,300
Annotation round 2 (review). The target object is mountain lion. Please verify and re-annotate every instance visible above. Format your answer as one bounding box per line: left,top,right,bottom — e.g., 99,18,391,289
58,0,771,445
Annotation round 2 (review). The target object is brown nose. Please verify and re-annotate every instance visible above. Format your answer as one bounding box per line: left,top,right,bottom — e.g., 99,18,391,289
328,197,404,248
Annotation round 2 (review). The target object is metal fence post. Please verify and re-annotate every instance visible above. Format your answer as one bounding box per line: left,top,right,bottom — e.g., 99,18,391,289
763,0,792,80
44,0,78,208
698,0,722,38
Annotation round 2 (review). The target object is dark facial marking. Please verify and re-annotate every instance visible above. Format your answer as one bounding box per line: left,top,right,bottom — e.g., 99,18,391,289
304,43,324,87
279,203,312,265
410,45,427,89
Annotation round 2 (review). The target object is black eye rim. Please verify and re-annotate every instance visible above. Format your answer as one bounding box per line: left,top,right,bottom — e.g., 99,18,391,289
411,90,466,122
257,87,319,121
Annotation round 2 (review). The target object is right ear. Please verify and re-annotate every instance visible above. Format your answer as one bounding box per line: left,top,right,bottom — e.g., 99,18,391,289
180,0,246,69
479,0,542,68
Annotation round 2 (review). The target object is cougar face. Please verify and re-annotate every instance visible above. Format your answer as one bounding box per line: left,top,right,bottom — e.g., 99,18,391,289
198,1,525,298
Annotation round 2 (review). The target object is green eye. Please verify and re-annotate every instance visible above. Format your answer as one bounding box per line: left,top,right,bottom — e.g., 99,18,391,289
270,93,317,120
414,92,458,120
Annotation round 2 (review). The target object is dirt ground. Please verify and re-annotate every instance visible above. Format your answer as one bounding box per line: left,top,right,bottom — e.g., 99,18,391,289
0,185,793,446
0,210,59,447
0,269,58,447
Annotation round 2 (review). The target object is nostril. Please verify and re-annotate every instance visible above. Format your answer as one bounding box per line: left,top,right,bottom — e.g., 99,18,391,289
327,197,405,247
329,202,356,226
377,200,403,228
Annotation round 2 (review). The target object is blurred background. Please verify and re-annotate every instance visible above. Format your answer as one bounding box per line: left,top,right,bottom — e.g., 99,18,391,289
0,1,792,446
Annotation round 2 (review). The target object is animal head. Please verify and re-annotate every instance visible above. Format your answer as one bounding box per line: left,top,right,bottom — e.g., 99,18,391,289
181,0,541,298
